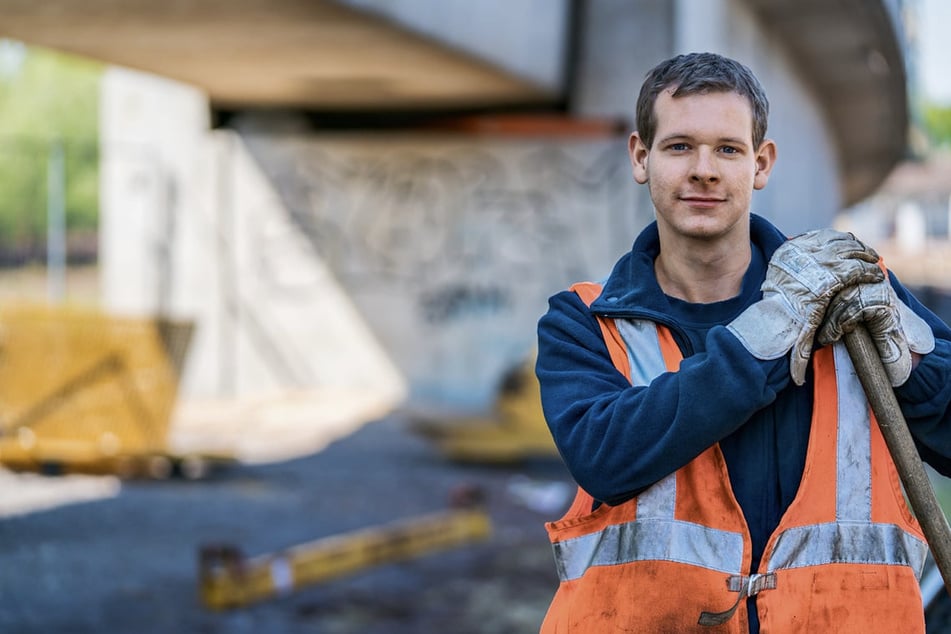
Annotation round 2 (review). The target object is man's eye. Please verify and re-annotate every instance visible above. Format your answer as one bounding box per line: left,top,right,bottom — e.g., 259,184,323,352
669,143,688,151
720,146,739,154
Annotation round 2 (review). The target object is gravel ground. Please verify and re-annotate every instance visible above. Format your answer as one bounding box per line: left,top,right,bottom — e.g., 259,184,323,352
3,405,951,633
0,415,572,634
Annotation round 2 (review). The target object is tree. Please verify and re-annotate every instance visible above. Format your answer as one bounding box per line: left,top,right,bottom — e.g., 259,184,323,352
0,41,102,263
922,102,951,149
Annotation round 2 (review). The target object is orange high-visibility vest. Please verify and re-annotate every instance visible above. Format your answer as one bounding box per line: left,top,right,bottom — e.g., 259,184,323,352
541,281,928,633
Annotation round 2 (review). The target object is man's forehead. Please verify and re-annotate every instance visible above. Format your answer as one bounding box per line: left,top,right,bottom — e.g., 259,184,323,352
653,89,755,141
656,86,750,108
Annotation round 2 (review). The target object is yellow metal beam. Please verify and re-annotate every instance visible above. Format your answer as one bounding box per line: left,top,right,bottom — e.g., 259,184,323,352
199,507,492,609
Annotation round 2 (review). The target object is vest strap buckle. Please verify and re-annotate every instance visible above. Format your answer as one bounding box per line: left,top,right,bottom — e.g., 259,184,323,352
727,572,777,596
698,573,777,627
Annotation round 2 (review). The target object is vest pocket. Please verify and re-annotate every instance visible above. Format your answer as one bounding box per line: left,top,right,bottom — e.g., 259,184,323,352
812,568,889,592
800,566,924,633
761,567,922,632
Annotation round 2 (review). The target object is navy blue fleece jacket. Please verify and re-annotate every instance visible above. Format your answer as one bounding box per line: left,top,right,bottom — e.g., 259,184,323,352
536,214,951,574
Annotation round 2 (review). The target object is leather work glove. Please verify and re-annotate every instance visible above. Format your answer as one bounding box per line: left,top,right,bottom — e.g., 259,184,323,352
727,229,884,385
817,281,935,386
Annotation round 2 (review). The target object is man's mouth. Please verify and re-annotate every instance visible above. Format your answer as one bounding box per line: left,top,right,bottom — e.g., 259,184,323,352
680,196,725,207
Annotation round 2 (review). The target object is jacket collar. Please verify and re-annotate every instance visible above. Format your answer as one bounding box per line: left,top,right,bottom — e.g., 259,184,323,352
589,213,787,316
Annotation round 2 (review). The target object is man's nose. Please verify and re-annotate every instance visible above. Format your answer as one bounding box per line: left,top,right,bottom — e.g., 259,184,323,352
690,149,719,183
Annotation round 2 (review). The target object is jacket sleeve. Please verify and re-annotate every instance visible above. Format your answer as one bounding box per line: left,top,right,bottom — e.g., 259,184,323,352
536,290,789,505
891,272,951,476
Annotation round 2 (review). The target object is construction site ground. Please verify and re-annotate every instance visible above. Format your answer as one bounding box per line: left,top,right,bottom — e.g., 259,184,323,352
0,413,572,634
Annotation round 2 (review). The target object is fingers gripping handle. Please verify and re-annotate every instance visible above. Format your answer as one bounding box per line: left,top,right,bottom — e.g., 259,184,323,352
844,324,951,596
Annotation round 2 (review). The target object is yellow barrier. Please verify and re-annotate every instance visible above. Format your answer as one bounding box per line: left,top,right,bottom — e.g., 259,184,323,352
0,304,194,476
412,352,559,463
199,506,492,609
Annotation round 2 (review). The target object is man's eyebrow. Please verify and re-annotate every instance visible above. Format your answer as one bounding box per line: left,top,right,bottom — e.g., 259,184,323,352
656,133,751,147
656,134,691,144
718,137,751,147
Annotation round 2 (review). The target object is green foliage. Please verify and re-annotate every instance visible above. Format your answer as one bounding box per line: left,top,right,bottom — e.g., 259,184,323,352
922,102,951,149
0,42,102,262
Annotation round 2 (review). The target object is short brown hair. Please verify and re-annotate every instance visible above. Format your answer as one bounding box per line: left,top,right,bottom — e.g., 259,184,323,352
636,52,769,149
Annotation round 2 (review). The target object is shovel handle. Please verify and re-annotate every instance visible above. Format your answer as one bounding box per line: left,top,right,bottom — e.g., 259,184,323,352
844,325,951,596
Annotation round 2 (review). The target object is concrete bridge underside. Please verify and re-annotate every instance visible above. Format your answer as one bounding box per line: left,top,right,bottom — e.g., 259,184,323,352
0,0,558,112
0,0,909,204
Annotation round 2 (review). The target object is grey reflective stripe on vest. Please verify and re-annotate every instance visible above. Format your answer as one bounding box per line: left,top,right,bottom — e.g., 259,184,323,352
553,518,745,581
615,319,678,521
615,319,667,388
552,319,743,583
767,523,928,576
832,343,872,522
765,342,928,578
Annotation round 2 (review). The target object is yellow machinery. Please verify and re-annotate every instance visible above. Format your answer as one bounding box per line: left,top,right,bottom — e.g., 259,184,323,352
0,303,205,478
199,503,492,609
412,352,559,463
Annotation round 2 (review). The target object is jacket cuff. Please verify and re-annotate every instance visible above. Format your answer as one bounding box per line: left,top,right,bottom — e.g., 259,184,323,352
896,338,951,404
710,325,791,395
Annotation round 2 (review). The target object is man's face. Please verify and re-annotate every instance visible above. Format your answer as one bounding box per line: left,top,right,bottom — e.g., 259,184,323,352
628,89,775,243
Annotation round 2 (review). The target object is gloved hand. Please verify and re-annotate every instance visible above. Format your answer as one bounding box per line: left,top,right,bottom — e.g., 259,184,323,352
817,281,935,386
727,229,885,385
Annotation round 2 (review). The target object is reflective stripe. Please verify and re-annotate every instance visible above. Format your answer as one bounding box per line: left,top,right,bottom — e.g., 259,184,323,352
615,319,677,520
637,472,676,520
765,345,925,577
833,343,872,522
767,522,928,577
553,518,745,582
763,344,927,578
615,319,667,388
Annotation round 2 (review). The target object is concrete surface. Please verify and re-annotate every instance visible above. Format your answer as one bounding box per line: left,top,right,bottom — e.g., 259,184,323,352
0,415,570,633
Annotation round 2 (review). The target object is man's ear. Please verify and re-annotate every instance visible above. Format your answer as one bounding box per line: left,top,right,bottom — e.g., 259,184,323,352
753,139,777,190
629,132,650,184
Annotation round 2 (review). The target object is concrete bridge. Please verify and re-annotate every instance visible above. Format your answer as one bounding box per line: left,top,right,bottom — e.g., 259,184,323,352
0,0,915,417
0,0,909,201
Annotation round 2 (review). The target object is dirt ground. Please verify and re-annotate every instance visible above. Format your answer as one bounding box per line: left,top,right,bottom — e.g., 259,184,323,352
8,419,951,633
0,414,571,634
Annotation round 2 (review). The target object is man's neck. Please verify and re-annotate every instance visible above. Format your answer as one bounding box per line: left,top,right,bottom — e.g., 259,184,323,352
654,234,752,304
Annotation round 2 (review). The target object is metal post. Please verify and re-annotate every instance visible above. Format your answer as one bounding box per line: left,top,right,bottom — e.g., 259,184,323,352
46,139,66,303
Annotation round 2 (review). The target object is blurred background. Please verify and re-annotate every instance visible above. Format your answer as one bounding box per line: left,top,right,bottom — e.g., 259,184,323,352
0,0,950,632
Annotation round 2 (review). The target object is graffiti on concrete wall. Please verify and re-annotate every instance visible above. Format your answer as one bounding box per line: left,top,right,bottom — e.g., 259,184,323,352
236,134,645,407
249,138,636,325
418,283,510,325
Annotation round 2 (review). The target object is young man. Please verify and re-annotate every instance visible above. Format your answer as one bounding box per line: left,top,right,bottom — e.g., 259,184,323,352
536,52,951,632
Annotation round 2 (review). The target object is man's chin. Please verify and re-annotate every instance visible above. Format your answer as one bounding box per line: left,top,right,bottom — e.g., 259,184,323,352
679,219,732,241
661,216,748,245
